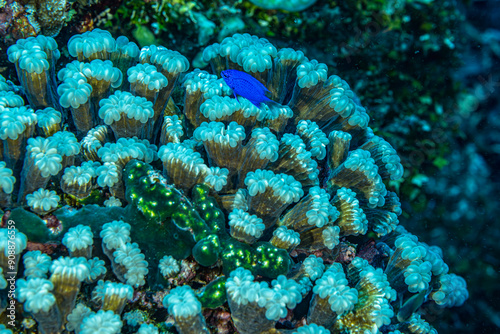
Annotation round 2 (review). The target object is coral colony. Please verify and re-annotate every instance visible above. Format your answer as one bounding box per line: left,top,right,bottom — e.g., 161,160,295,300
0,30,467,334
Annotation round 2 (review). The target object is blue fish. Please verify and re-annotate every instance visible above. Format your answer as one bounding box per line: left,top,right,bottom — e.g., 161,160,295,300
221,69,272,107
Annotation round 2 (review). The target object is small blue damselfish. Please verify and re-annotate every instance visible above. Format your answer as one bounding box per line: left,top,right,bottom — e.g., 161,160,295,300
221,69,272,107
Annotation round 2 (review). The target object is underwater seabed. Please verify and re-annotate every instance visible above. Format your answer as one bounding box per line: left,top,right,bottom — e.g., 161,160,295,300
0,29,467,334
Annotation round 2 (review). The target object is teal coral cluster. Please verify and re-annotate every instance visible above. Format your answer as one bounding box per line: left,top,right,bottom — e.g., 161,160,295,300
257,0,462,194
0,30,467,333
105,0,464,213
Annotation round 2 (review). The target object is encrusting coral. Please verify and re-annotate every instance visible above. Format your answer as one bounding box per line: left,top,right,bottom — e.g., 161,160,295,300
0,30,467,333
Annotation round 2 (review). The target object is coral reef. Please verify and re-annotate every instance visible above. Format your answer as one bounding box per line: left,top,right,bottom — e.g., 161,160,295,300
103,0,464,215
0,30,467,333
0,0,125,73
0,0,122,43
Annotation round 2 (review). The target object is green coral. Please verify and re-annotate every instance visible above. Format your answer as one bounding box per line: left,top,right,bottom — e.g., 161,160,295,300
196,276,227,308
220,239,254,274
124,160,291,277
192,184,226,234
124,159,183,222
9,207,50,242
252,241,292,278
220,239,292,278
192,234,221,266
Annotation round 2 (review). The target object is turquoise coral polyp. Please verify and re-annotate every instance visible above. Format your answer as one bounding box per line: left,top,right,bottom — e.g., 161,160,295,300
0,30,467,334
